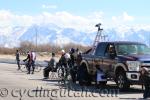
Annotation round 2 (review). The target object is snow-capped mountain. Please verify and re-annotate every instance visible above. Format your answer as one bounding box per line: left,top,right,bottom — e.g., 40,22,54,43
19,24,95,46
0,23,150,47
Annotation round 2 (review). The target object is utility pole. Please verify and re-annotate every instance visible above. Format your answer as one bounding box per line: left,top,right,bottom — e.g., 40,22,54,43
35,27,38,51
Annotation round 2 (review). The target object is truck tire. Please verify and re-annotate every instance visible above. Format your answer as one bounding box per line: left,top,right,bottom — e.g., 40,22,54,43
78,64,91,86
116,71,130,90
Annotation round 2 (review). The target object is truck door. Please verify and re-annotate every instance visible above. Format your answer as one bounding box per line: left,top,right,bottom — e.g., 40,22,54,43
102,44,117,77
93,43,107,70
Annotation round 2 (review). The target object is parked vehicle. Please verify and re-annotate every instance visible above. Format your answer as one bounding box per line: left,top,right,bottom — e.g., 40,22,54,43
77,41,150,90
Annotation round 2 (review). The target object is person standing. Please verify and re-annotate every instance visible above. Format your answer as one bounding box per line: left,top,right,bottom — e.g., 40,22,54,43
16,50,20,70
69,48,76,83
31,51,36,74
59,50,68,77
140,67,150,99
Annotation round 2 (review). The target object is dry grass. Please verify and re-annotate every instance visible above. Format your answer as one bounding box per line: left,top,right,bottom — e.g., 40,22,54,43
0,41,91,54
0,41,91,61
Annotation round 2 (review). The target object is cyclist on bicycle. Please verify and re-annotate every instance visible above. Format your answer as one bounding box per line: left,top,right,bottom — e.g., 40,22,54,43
59,50,70,79
23,51,33,74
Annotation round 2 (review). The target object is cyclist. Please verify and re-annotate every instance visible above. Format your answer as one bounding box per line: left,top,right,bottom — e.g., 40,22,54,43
23,51,33,74
43,53,56,79
58,50,69,79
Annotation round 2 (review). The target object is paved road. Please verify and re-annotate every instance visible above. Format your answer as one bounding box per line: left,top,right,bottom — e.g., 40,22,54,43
0,63,146,100
0,58,47,66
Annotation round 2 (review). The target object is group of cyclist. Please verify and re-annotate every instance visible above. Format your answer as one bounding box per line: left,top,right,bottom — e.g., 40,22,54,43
43,48,82,82
16,48,82,82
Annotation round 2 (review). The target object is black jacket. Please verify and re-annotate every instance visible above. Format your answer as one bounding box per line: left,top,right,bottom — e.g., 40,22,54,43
59,54,67,65
16,52,20,61
23,53,32,63
140,72,150,86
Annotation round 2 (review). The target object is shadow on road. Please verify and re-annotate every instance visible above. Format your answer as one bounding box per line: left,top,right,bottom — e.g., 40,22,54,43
29,76,143,96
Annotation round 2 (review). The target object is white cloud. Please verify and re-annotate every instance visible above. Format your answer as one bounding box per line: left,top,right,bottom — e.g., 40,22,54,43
112,12,134,23
0,10,34,27
42,4,57,9
1,10,150,47
0,10,104,34
0,10,105,47
123,12,134,21
33,11,104,33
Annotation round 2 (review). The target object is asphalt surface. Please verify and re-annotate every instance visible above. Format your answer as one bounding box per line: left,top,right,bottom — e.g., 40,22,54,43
0,58,47,67
0,61,148,100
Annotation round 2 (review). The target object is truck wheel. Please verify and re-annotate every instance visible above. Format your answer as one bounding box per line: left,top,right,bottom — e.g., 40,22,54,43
116,71,130,90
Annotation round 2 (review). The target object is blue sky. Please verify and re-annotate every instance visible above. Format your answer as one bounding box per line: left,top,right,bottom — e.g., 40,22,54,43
0,0,150,32
0,0,149,16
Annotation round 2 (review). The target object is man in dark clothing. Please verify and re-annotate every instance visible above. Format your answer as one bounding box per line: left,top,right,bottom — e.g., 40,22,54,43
43,53,56,79
76,51,82,67
23,51,33,74
59,50,68,78
16,50,20,70
69,48,75,68
76,51,83,82
70,49,82,83
59,50,67,65
69,48,76,82
140,67,150,99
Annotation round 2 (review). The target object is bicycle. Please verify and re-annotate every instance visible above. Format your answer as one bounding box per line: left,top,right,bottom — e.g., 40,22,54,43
57,64,72,85
20,61,42,73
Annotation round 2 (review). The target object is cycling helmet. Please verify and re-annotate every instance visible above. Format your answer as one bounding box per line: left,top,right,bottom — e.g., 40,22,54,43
61,49,65,53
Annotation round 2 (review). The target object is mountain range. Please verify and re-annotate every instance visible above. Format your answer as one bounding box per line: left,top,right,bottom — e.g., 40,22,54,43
0,23,150,47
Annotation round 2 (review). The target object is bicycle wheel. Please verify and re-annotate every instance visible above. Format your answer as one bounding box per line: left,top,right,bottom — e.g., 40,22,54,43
57,67,63,79
20,64,28,72
64,68,71,82
34,64,42,72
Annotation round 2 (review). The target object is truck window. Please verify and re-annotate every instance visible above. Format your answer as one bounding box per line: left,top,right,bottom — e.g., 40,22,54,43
95,43,107,56
104,44,116,57
116,44,150,55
